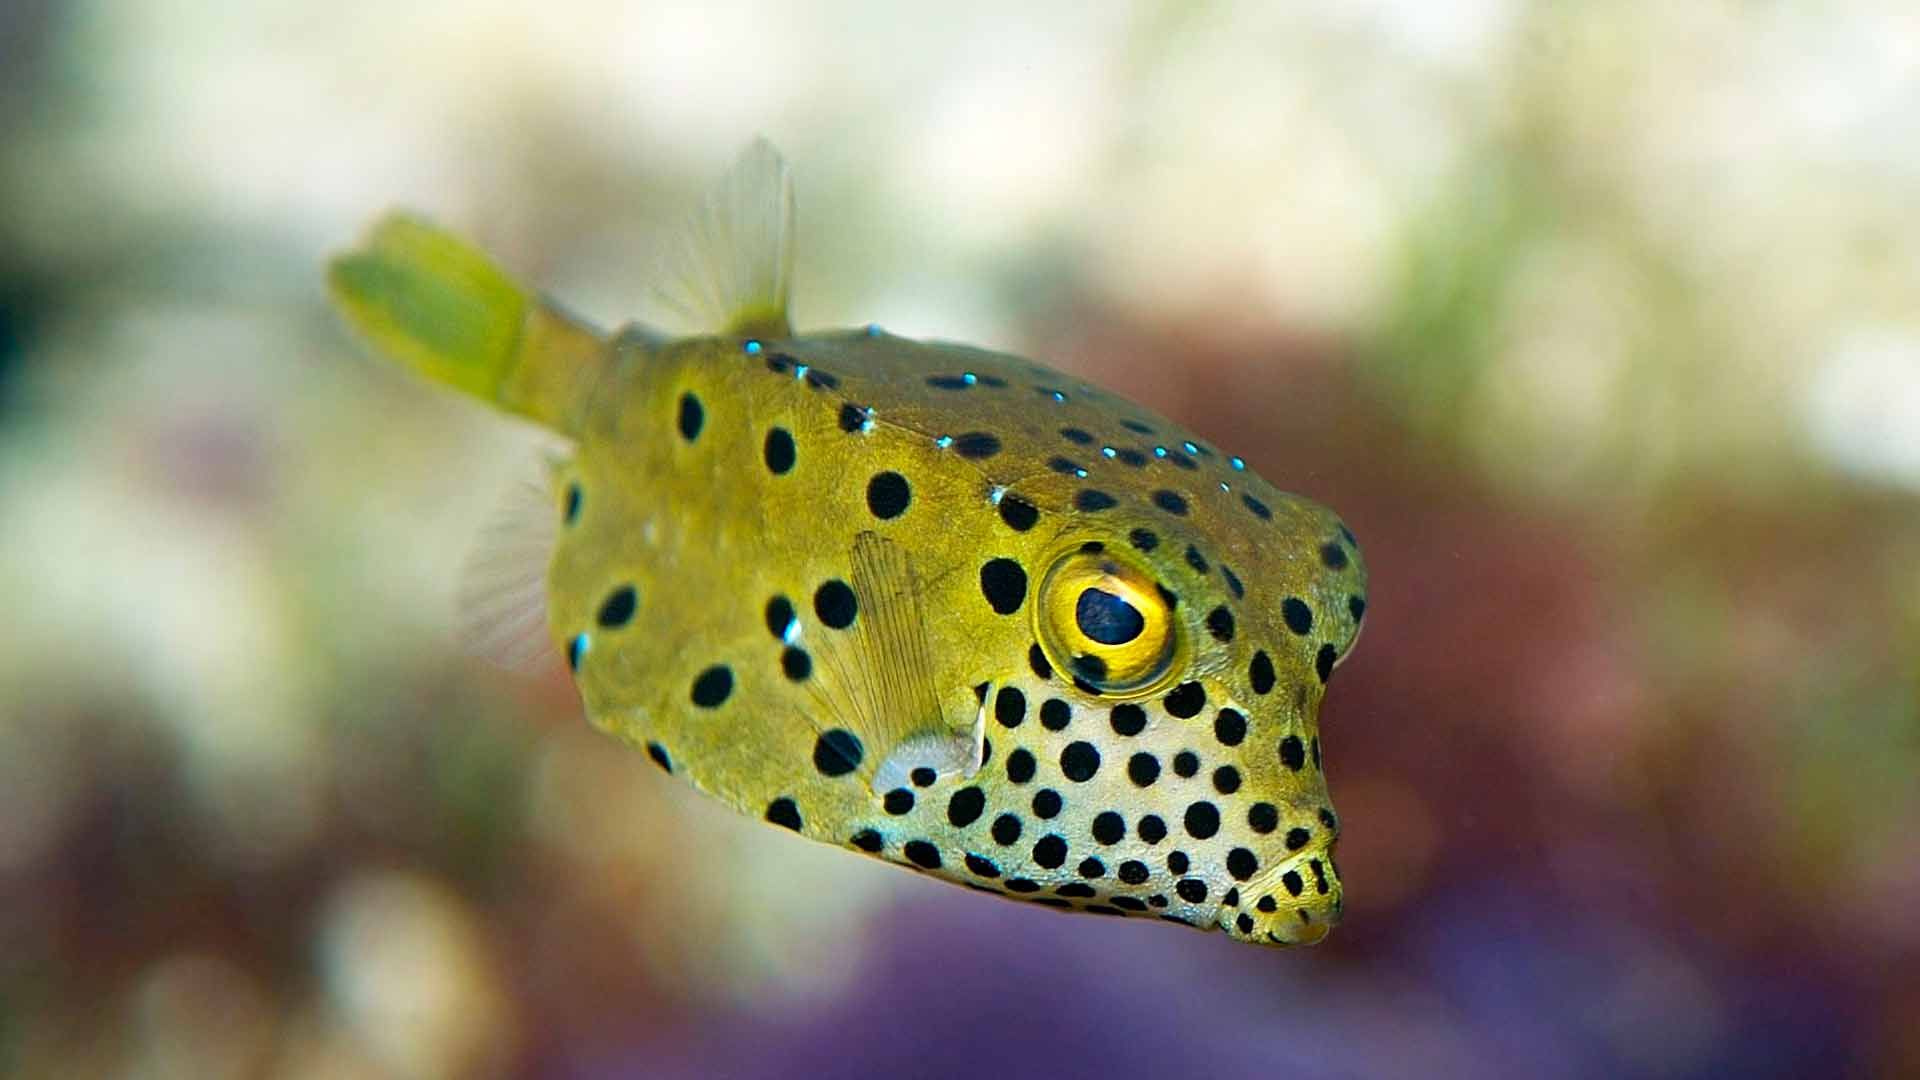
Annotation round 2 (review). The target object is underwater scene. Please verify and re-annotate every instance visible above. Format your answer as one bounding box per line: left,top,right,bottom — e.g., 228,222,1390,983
1,3,1916,1077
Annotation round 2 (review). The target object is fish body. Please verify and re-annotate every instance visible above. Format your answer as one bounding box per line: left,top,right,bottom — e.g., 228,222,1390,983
329,143,1366,946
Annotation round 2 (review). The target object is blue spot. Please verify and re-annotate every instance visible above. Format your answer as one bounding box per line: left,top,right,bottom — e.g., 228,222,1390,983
1101,446,1117,459
1051,390,1067,402
963,372,978,386
744,340,762,355
989,486,1007,505
1153,446,1168,458
865,323,882,337
935,435,954,449
1230,456,1246,471
783,620,802,645
568,632,591,671
1183,441,1200,455
1074,468,1089,478
1219,481,1231,492
794,363,810,380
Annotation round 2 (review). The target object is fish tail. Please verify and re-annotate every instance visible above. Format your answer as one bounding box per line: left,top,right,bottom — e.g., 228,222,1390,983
327,213,609,436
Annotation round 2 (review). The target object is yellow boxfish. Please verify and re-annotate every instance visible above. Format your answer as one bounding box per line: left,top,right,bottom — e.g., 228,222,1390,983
327,142,1367,946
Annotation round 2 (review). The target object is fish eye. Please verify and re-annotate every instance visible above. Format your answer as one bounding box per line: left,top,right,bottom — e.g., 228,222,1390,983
1036,545,1179,696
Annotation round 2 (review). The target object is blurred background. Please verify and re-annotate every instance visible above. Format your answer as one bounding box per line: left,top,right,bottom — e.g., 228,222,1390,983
2,1,1917,1077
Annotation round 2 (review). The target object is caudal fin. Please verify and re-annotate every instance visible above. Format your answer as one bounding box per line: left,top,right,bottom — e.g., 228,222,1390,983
327,214,607,435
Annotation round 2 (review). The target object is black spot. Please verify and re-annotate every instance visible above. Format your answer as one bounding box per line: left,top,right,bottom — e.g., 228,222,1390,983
765,797,803,831
1005,878,1041,893
1311,859,1330,893
911,767,937,788
991,814,1022,845
812,729,864,777
1006,748,1036,784
997,494,1039,532
1074,489,1117,512
1320,807,1339,831
1128,528,1159,552
1167,850,1190,874
1117,860,1150,885
979,558,1028,615
838,403,869,432
1075,587,1144,644
763,427,796,474
1151,490,1189,515
690,665,732,707
1057,883,1096,898
1311,737,1322,770
1213,708,1246,746
1283,597,1314,635
1184,545,1209,573
1205,606,1235,643
927,374,972,390
1242,493,1272,520
1286,827,1311,851
974,682,990,704
1221,566,1245,599
1164,682,1206,719
884,788,916,815
1059,742,1101,782
1248,803,1279,834
1250,651,1276,694
1282,870,1304,897
1212,765,1242,794
1109,704,1147,737
1279,736,1306,771
1059,426,1095,445
866,471,911,519
1176,879,1208,903
677,392,704,441
765,596,795,639
1069,655,1108,687
1040,699,1071,731
597,585,637,628
965,853,1001,878
952,432,1002,459
815,580,858,629
948,787,986,828
851,829,883,852
645,742,672,773
764,352,788,374
804,368,839,390
1078,857,1108,880
1079,540,1106,553
1122,419,1155,435
1166,450,1197,471
1047,456,1085,476
1184,801,1220,839
567,634,585,671
1127,753,1160,787
995,686,1027,728
1028,642,1053,680
1091,811,1125,845
1137,815,1168,844
981,738,994,767
1111,896,1148,912
1032,789,1063,819
1156,583,1180,610
1114,448,1148,467
977,373,1007,388
1172,750,1200,778
1236,913,1255,934
563,483,581,524
781,647,811,681
1320,541,1348,570
1349,595,1366,621
905,840,942,869
1339,523,1358,545
1226,848,1258,881
1316,643,1337,683
1032,834,1068,869
1258,895,1277,913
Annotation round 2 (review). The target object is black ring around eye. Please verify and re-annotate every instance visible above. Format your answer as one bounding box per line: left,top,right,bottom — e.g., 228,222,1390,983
1075,587,1145,645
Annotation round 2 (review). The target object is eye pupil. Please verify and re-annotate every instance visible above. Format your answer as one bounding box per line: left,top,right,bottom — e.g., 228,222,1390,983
1075,587,1145,645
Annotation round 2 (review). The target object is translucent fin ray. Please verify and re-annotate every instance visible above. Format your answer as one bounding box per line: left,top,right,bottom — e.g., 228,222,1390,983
457,451,566,673
647,138,794,339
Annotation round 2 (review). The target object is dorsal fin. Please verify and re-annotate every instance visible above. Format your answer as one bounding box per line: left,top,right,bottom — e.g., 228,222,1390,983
648,138,794,339
801,532,979,794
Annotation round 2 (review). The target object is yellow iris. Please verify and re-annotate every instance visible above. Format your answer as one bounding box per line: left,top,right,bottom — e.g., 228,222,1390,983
1034,544,1180,696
